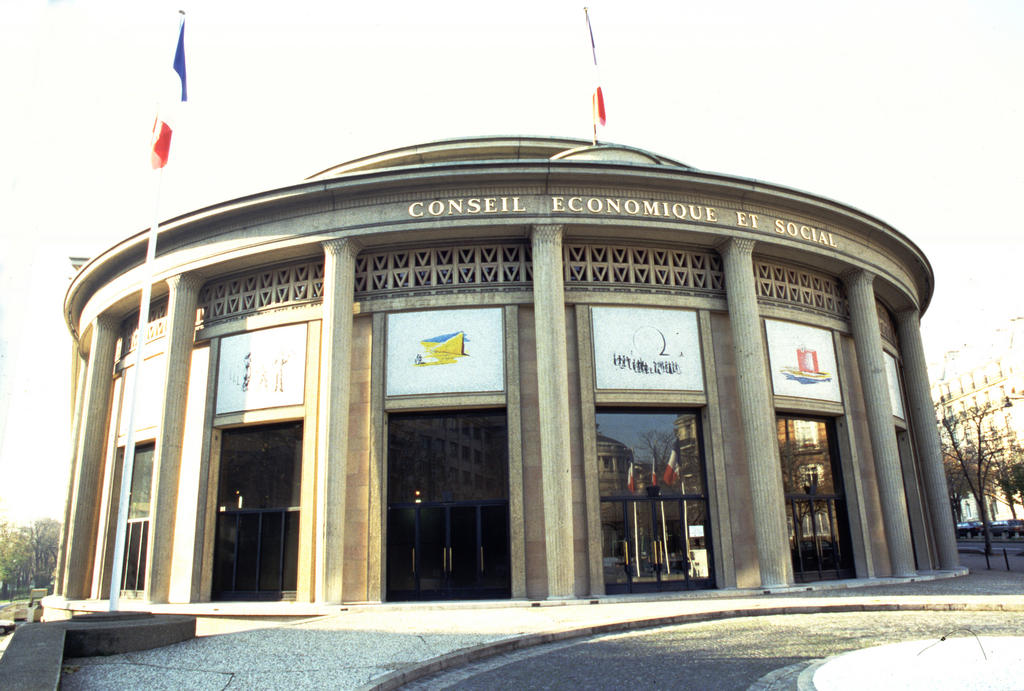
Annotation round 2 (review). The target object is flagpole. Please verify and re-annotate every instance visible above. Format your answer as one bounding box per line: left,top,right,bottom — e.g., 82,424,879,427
632,500,640,578
584,7,602,146
660,501,670,575
108,10,185,610
109,169,164,610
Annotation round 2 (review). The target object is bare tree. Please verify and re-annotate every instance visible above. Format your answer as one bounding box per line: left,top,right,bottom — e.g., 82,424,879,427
0,518,62,599
0,520,32,600
29,518,61,591
637,428,674,486
943,451,971,524
939,402,1016,555
991,441,1024,520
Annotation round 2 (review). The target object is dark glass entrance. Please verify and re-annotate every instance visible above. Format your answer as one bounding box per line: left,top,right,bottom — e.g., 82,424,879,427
213,421,302,600
387,502,510,599
386,411,510,601
597,411,714,593
777,417,855,582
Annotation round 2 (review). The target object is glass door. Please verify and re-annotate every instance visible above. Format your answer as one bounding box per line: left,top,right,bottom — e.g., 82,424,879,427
212,422,303,601
601,497,713,593
596,410,715,594
777,417,854,582
386,411,511,601
386,502,510,600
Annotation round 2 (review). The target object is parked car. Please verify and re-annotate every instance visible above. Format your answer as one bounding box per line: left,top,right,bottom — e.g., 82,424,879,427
956,521,982,538
992,519,1024,538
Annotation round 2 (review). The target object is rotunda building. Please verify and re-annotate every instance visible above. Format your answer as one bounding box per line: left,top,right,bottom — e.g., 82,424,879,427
54,136,959,608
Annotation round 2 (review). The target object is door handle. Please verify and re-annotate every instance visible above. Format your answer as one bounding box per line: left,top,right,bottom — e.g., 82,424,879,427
480,546,485,572
623,540,629,565
412,548,416,575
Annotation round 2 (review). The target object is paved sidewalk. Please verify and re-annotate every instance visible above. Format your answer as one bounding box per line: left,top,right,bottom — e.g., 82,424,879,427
57,553,1024,690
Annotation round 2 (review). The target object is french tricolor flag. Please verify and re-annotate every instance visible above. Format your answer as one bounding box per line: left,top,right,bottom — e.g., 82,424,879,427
150,16,187,169
585,9,606,136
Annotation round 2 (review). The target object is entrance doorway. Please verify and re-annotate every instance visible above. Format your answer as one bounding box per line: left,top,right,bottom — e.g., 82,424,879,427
777,417,855,581
601,497,712,592
212,421,302,600
596,410,714,593
387,501,509,599
386,411,510,601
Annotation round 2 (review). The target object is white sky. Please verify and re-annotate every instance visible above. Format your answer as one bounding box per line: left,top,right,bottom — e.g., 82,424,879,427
1,0,1022,522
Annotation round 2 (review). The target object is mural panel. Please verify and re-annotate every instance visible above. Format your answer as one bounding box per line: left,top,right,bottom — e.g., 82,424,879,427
765,320,841,402
386,308,505,396
592,307,703,391
216,324,307,414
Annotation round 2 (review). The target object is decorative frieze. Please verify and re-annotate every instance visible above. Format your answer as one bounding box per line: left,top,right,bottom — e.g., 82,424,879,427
197,260,325,325
187,245,862,328
118,299,169,359
354,244,533,297
754,259,848,320
564,245,725,294
876,301,898,347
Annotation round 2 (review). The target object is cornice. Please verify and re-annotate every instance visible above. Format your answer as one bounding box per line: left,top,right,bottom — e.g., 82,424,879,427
64,148,935,338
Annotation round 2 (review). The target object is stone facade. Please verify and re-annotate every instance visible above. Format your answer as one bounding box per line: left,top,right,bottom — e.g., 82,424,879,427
56,137,958,608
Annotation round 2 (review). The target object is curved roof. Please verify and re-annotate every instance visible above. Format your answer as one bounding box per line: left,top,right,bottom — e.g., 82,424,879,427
307,135,694,179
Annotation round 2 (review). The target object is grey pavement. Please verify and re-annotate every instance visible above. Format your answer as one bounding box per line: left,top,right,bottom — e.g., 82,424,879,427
404,611,1024,691
52,551,1024,690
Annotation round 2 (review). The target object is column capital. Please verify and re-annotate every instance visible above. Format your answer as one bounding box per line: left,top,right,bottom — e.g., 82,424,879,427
94,313,121,335
530,224,564,245
322,237,361,260
716,237,756,258
842,268,876,291
165,272,204,295
894,308,921,329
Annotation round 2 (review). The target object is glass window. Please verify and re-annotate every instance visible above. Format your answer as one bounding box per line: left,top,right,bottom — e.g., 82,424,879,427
124,444,155,519
213,422,303,599
388,411,508,503
115,443,154,593
777,418,837,495
776,415,854,581
595,411,705,496
218,422,303,510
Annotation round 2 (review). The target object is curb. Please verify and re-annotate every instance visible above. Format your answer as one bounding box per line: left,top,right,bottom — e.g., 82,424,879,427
358,600,1024,691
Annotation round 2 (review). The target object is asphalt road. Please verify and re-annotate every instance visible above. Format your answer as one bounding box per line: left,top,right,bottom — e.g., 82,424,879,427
404,611,1023,691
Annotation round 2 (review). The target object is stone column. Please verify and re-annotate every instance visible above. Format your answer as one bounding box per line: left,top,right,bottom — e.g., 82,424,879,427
146,273,203,603
718,238,792,587
62,316,118,600
530,224,575,598
316,238,359,602
844,270,916,577
895,308,959,569
55,352,89,597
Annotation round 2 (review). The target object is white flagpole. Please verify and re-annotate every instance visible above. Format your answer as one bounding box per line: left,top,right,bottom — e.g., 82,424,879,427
108,170,164,610
584,7,599,146
109,11,184,610
660,501,670,575
632,500,640,578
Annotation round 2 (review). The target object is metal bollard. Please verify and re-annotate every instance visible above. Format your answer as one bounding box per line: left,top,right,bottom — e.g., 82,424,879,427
985,550,991,570
1005,548,1011,571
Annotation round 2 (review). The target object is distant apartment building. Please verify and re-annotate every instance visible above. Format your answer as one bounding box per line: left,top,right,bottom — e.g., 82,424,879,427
931,317,1024,521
